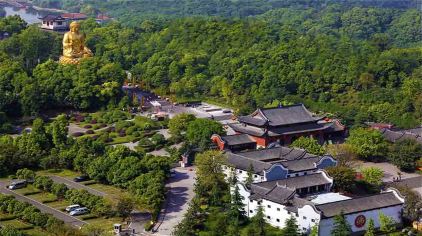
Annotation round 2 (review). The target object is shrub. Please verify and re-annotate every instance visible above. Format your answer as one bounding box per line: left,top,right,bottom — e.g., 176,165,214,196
83,125,92,129
91,135,99,140
118,130,126,137
86,130,94,134
0,215,17,221
41,199,57,204
23,191,42,196
126,126,137,135
72,132,84,137
81,215,97,220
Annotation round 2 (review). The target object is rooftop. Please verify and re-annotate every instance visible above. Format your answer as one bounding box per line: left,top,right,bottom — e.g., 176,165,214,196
316,191,404,218
221,134,256,146
253,172,332,190
61,13,88,19
381,128,422,144
226,146,335,173
308,192,351,205
250,183,296,205
238,104,322,127
39,15,65,21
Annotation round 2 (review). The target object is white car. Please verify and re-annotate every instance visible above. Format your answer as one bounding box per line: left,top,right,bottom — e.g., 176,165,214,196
65,204,81,212
69,207,88,216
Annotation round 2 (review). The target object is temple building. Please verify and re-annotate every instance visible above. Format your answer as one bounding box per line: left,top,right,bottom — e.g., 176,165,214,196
212,104,345,151
39,15,68,31
39,13,88,31
223,146,405,235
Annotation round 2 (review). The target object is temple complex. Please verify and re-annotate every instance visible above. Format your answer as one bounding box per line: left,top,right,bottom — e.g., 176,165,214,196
213,104,345,151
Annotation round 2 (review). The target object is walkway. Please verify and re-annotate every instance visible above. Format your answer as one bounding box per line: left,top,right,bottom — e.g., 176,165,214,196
152,167,196,236
357,161,419,182
0,180,86,228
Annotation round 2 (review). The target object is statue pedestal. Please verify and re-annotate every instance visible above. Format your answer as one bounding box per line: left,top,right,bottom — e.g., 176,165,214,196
59,56,82,65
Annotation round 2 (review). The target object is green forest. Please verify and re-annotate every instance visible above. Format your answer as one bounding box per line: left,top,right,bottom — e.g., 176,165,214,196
31,0,417,26
0,4,421,130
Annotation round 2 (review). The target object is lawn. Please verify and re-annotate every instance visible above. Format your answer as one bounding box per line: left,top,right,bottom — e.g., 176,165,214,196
1,218,33,229
81,215,126,231
88,183,131,202
28,192,57,203
37,169,81,178
45,199,71,210
0,213,52,236
108,135,136,145
14,185,41,195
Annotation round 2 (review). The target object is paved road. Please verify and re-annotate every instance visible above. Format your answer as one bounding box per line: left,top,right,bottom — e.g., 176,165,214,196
48,175,106,197
0,181,86,228
152,167,196,236
357,161,419,182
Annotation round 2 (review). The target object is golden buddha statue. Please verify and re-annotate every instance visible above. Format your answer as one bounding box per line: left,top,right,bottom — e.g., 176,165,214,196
59,21,93,65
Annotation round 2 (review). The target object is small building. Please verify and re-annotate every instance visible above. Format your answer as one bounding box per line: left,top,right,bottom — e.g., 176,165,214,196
39,15,68,31
224,146,337,183
96,14,111,24
380,128,422,145
211,134,257,152
61,13,88,22
217,104,345,151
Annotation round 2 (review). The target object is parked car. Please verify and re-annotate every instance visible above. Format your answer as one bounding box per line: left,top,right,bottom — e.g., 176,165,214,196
65,204,81,212
69,207,88,216
8,180,27,190
73,176,89,182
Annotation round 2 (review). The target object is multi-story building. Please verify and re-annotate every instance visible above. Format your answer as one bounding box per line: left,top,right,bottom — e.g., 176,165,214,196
224,146,405,235
212,104,345,151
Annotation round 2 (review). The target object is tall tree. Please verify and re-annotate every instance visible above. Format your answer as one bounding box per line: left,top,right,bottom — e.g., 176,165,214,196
388,138,422,171
290,137,325,155
283,216,300,236
248,205,266,236
331,211,352,236
186,118,224,150
245,163,255,189
364,218,375,236
346,128,387,160
379,212,396,233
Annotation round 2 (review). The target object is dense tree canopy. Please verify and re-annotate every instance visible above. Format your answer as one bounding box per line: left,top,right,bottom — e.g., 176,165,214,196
0,6,421,129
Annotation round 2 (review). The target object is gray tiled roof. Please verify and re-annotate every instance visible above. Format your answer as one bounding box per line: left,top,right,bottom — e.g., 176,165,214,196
226,146,326,173
228,123,265,137
267,122,330,136
381,129,422,144
316,192,403,218
278,158,321,172
228,120,334,137
240,146,316,161
40,15,65,21
254,172,331,190
237,104,321,127
238,116,267,126
250,184,296,205
227,152,271,174
260,104,320,127
221,134,256,146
